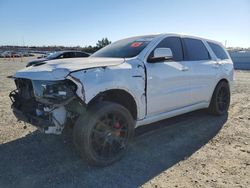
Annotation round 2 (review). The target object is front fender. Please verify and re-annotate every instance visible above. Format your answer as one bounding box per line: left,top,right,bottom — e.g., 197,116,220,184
69,61,146,119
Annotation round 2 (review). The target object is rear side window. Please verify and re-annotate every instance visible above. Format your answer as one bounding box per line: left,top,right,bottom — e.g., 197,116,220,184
152,37,183,61
75,52,89,57
183,38,210,61
62,52,74,58
207,42,229,60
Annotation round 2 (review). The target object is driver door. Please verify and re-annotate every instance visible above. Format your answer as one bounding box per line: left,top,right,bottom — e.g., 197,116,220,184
145,37,191,116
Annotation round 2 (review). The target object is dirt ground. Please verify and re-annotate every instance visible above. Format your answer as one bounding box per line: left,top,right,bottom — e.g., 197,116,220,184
0,57,249,188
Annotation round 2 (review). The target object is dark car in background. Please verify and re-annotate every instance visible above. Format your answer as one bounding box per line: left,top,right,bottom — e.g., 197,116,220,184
26,51,90,67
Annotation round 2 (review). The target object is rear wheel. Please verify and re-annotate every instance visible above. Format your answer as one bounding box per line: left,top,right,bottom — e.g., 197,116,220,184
73,101,135,166
208,81,230,115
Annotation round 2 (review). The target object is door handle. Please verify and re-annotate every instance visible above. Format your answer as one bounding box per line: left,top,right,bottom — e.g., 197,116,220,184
213,62,222,69
181,66,189,71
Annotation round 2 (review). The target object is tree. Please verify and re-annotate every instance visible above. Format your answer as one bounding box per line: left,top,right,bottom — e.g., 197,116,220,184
96,38,111,50
83,38,112,53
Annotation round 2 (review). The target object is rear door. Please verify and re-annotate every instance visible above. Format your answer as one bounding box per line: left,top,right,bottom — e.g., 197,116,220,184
182,38,218,104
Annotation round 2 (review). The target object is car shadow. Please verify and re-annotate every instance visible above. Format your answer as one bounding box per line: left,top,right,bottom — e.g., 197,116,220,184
0,110,228,188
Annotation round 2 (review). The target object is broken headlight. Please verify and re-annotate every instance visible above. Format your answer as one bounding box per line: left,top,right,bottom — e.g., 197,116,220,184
32,80,77,104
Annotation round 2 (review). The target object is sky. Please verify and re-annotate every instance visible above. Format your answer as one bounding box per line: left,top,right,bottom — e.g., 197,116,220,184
0,0,249,47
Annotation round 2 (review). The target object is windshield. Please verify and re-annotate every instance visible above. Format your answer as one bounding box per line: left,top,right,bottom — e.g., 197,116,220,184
91,36,156,58
46,52,63,59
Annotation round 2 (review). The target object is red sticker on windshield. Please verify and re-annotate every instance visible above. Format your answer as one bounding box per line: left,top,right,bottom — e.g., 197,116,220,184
130,42,143,47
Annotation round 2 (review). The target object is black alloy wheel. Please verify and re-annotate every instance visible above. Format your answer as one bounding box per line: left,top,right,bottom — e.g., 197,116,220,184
73,101,134,166
208,81,230,115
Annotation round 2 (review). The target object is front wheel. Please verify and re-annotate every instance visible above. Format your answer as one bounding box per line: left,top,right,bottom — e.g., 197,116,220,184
208,81,230,115
73,101,135,166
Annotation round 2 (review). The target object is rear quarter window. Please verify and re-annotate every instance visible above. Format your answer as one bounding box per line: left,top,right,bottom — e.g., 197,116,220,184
207,42,229,60
183,38,210,61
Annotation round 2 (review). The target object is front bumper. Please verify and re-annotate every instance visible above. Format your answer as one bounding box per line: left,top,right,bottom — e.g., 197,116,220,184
9,78,83,134
9,89,54,131
12,106,53,131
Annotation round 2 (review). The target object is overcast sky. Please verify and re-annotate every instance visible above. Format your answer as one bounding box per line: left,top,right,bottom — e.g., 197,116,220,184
0,0,249,47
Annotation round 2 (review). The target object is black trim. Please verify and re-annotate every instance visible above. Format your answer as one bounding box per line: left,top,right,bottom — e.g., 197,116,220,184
180,38,187,61
12,106,53,130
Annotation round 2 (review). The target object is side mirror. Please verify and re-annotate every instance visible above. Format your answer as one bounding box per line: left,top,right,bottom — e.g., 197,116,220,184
148,48,173,63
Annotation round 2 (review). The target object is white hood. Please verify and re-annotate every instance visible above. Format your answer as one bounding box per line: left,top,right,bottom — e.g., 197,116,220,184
14,57,124,80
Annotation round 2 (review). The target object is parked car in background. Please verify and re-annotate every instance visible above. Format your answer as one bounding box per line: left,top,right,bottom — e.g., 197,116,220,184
0,51,34,58
26,51,90,67
21,52,34,57
37,53,51,59
10,34,233,166
0,51,12,58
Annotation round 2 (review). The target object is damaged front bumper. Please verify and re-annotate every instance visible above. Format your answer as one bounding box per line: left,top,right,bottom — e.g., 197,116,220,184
9,78,85,135
11,104,54,132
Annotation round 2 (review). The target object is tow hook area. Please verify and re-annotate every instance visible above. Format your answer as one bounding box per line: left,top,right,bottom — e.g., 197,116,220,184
43,106,67,135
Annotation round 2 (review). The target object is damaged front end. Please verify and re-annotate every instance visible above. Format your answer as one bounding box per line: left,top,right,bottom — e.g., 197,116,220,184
9,78,85,134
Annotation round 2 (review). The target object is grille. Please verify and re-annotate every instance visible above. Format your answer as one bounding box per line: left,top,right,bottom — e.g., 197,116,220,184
15,78,34,99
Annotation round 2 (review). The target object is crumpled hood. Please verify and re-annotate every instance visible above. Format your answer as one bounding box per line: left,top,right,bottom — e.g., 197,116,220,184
14,57,125,80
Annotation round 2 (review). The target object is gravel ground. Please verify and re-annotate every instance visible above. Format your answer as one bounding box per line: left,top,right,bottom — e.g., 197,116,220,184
0,58,249,188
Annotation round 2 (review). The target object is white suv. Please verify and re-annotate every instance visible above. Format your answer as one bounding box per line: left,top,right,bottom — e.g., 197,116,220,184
10,34,234,166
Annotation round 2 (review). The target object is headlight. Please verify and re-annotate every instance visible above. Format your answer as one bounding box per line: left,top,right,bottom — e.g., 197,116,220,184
32,80,76,103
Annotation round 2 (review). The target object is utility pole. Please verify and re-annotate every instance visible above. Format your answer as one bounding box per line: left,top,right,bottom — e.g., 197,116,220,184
21,36,25,62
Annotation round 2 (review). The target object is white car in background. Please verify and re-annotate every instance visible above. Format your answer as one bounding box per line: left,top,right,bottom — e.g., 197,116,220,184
10,34,234,166
1,51,12,58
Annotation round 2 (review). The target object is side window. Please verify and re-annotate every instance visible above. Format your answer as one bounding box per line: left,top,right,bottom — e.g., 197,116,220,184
150,37,183,61
183,38,210,61
207,42,229,60
75,52,89,57
63,52,74,58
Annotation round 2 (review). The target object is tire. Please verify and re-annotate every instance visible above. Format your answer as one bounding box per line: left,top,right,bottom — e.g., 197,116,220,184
73,101,135,166
208,81,230,115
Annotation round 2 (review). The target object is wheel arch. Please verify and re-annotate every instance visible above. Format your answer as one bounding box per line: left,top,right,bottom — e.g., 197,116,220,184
87,89,138,120
218,78,229,84
215,78,230,90
208,78,231,115
209,78,230,103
